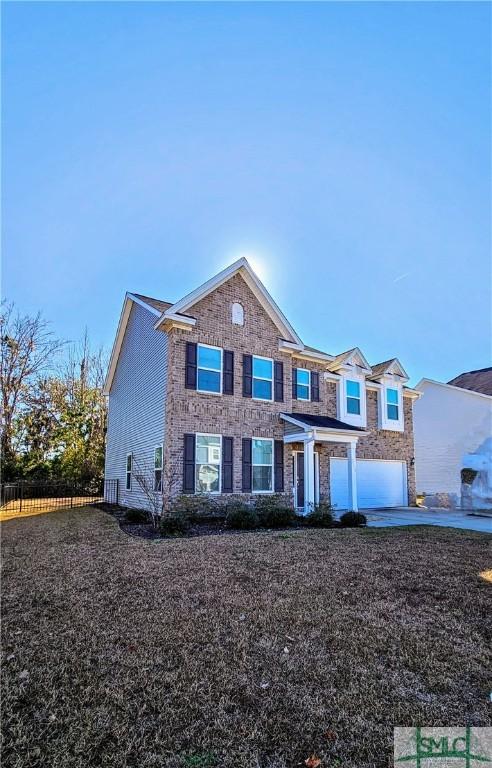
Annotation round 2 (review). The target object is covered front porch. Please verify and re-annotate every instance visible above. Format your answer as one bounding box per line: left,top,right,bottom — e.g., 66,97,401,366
281,413,369,515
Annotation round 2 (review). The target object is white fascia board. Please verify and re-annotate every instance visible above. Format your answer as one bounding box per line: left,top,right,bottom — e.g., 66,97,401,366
127,293,161,318
154,258,302,345
154,313,196,331
328,347,373,374
415,378,492,401
278,340,335,362
371,358,409,383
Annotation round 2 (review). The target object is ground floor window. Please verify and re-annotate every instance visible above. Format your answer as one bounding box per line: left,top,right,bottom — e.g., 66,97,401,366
252,438,273,492
196,434,221,493
126,454,132,490
154,445,163,491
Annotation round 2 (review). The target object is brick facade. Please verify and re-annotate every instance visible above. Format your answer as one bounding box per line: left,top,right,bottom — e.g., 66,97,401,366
162,272,416,509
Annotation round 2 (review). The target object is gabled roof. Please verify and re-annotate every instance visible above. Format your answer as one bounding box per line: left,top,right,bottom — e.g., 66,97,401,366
447,367,492,396
327,347,372,373
369,358,409,382
103,292,168,394
154,257,303,345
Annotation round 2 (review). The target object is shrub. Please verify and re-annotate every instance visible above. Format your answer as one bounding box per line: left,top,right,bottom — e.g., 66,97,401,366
340,511,367,527
305,502,334,528
159,514,189,536
225,503,259,530
253,494,296,528
172,494,222,522
124,508,150,524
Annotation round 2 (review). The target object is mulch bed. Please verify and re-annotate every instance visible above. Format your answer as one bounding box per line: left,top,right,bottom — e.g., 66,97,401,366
2,506,491,768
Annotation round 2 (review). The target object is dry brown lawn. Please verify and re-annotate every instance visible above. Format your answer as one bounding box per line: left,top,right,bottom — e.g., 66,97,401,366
1,507,491,768
0,496,102,523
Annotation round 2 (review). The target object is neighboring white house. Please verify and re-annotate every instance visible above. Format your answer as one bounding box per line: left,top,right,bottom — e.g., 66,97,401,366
414,368,492,509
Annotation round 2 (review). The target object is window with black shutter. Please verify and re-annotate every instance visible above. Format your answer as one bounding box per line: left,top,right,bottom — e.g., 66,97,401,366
183,434,196,493
242,355,253,397
292,367,298,399
242,438,252,492
274,440,284,492
274,361,284,402
223,351,234,395
311,371,320,402
185,342,197,389
221,437,233,492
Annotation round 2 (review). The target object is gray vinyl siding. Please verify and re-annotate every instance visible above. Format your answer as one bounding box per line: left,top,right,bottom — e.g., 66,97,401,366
104,302,168,511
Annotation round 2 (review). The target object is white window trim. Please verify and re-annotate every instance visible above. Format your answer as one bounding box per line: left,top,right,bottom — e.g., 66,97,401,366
197,343,223,396
296,368,311,402
379,380,404,432
337,372,367,428
252,355,274,402
126,453,132,491
154,445,163,493
252,436,274,494
195,433,222,495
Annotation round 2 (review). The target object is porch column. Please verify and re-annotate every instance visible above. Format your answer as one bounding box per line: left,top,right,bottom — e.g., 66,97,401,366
347,441,358,512
304,436,316,514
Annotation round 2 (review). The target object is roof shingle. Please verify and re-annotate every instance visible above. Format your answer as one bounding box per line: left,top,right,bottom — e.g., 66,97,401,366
447,367,492,396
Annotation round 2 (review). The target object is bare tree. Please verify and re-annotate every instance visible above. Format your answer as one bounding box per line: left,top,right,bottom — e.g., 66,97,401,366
130,453,164,528
0,302,64,477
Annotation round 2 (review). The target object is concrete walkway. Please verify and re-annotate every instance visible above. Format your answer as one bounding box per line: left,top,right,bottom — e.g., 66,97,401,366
363,507,492,534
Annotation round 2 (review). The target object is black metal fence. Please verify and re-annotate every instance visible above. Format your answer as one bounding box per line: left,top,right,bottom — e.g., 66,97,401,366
0,479,119,517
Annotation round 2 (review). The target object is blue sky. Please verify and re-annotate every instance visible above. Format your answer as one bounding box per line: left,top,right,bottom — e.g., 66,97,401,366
3,2,490,386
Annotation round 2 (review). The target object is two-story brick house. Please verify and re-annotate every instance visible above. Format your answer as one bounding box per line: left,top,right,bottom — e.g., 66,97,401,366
104,258,420,514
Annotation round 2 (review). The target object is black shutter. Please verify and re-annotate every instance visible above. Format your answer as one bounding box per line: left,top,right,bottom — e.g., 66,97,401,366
222,436,233,492
274,361,284,402
274,440,284,492
242,438,252,492
243,354,253,398
223,351,234,395
292,367,298,399
185,342,197,389
183,434,196,493
311,371,320,402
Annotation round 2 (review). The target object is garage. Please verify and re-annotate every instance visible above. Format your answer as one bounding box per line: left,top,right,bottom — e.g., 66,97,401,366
330,458,407,509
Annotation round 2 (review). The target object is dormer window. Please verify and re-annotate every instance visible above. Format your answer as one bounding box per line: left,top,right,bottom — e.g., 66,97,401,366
378,381,404,432
337,374,367,427
387,388,399,420
346,380,361,415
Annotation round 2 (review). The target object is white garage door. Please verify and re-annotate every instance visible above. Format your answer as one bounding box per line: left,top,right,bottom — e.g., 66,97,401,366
330,458,407,509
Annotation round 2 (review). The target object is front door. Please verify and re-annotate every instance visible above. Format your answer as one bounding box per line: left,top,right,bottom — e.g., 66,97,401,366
293,451,320,510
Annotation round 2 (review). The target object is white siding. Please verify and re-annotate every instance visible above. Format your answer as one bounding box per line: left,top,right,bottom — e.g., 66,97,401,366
413,381,492,501
104,302,168,510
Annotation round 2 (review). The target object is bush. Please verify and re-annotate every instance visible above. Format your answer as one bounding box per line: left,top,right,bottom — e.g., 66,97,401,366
225,503,259,530
305,502,334,528
340,511,367,527
172,494,222,521
159,514,189,536
124,508,150,524
253,494,296,528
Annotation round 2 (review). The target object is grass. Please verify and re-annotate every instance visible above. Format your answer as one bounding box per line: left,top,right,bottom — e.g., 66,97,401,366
1,507,491,768
0,496,103,522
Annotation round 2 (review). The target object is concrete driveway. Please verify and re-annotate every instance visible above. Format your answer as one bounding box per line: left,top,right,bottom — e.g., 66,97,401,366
363,507,492,534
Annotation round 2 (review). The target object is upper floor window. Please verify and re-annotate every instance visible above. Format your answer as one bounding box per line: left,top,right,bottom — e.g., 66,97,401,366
296,369,311,401
195,434,221,493
197,344,222,394
252,356,273,401
346,380,361,415
252,438,273,493
126,454,132,491
387,388,399,420
154,446,163,492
